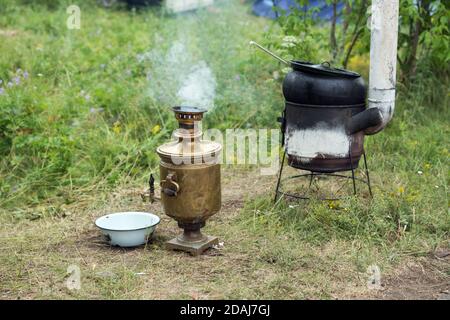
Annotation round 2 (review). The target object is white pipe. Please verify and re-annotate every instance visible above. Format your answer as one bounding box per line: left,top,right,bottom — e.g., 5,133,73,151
366,0,399,135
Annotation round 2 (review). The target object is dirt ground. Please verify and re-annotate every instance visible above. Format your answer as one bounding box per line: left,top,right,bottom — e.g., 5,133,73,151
0,167,448,300
370,252,449,300
224,169,450,300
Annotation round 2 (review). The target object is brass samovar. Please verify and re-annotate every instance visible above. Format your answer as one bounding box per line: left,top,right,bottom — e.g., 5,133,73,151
156,106,222,255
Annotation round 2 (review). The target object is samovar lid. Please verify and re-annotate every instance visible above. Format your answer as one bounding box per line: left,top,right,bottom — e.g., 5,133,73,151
156,140,222,164
156,106,222,164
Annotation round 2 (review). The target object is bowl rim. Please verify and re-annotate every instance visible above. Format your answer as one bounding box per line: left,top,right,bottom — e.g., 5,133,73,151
95,211,160,232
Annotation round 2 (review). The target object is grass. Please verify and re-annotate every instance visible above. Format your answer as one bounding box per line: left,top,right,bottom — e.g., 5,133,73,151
0,0,449,299
0,0,280,211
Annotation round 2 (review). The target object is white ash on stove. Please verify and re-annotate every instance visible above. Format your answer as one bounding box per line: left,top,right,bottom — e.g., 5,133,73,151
285,123,350,159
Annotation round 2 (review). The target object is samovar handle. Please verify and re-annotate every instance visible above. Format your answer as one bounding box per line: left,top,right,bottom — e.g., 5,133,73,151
161,172,180,197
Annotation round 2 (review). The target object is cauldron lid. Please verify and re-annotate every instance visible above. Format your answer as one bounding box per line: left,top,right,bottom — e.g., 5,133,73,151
291,60,361,78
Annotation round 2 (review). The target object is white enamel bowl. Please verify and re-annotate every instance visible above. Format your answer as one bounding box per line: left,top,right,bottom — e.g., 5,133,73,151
95,212,160,247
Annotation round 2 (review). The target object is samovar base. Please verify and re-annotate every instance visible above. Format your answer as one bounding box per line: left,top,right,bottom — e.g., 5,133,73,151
165,222,218,256
166,235,218,256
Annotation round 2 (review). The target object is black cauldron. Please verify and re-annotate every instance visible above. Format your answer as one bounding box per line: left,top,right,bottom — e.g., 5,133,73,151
280,61,382,173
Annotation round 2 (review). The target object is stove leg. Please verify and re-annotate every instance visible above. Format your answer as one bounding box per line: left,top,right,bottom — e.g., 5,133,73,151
274,151,286,203
349,146,357,195
350,167,357,195
363,151,373,197
308,172,314,188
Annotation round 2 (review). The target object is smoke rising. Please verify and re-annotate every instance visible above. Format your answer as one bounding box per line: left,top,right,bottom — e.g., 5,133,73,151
177,61,216,109
141,35,216,110
137,1,278,127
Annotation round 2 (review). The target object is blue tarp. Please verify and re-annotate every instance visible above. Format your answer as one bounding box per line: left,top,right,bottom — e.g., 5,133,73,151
252,0,344,21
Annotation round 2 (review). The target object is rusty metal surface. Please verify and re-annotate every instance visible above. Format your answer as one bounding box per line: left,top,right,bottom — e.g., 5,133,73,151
287,155,362,173
159,162,221,224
